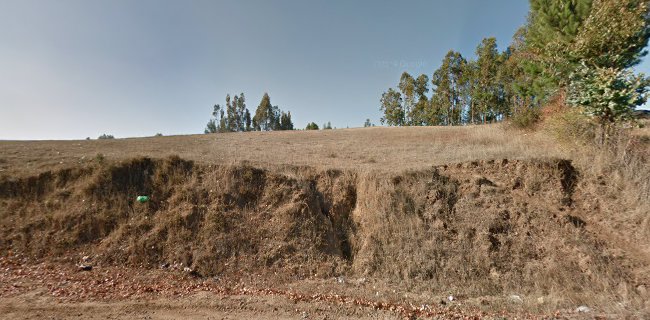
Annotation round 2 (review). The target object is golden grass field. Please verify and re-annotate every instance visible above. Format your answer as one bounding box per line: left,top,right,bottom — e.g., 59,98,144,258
0,124,568,177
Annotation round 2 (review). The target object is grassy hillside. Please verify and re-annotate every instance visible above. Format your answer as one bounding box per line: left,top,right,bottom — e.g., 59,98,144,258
0,124,566,177
1,124,649,317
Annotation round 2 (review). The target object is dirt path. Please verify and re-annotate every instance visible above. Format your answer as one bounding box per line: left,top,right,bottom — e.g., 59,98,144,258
0,292,401,320
0,257,557,320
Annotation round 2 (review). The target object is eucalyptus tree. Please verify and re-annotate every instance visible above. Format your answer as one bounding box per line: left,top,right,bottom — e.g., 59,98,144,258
380,88,405,126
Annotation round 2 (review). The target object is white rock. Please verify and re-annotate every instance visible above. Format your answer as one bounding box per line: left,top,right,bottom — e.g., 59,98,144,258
448,295,454,301
576,305,591,313
509,295,523,303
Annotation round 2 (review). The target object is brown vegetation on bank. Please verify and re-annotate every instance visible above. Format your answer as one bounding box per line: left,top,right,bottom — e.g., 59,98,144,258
0,121,649,318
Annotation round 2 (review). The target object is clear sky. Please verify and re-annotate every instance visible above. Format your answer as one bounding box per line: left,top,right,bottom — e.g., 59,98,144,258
1,0,648,140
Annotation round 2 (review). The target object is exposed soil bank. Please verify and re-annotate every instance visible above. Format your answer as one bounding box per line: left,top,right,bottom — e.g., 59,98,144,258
0,156,648,315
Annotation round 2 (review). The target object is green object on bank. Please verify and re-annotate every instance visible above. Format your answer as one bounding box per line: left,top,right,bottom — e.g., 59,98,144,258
136,196,150,203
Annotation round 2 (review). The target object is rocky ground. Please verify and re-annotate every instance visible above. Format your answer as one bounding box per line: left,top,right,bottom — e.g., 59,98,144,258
0,256,601,319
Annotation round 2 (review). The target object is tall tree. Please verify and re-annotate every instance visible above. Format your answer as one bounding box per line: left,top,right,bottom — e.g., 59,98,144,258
527,0,593,48
525,0,594,96
474,38,503,123
566,0,650,142
205,103,227,133
270,105,281,130
431,51,467,125
450,52,468,125
379,88,405,126
410,74,430,125
244,109,252,131
399,72,416,125
235,93,247,131
461,59,478,124
501,27,540,115
279,111,294,130
254,93,274,131
225,94,236,131
431,52,451,125
206,93,292,133
570,0,649,69
205,119,217,134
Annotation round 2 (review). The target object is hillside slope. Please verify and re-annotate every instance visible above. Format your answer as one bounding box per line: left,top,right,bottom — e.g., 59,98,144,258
0,125,565,176
1,125,648,318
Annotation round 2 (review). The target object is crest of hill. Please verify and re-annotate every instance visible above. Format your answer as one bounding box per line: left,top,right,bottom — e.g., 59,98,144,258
0,124,566,177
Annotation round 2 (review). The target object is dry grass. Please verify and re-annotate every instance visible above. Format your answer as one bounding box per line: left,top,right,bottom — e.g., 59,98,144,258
633,119,650,138
1,123,649,317
0,124,566,177
350,159,650,313
2,155,647,315
537,111,650,315
543,111,650,241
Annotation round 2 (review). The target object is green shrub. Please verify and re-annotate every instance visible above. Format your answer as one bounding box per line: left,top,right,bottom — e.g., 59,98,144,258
545,107,597,144
509,107,541,129
567,66,647,122
305,122,319,130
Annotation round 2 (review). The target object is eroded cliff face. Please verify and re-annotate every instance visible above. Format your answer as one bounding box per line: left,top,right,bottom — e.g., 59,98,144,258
0,156,647,309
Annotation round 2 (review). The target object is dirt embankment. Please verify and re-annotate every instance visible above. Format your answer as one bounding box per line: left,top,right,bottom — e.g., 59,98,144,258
0,156,648,316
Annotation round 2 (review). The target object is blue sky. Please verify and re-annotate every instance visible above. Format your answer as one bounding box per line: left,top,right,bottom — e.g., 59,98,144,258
1,0,648,140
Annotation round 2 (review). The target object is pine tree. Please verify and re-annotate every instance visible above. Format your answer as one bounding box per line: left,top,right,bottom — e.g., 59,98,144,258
566,0,650,141
525,0,594,95
571,0,649,69
527,0,593,47
501,27,540,116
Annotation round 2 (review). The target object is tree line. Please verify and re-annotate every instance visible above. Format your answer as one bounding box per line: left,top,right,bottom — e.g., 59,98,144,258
205,92,294,133
380,0,650,131
205,92,341,132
